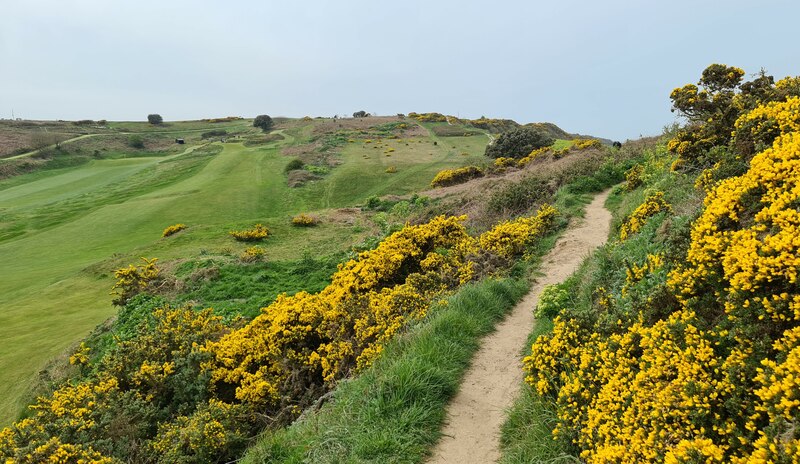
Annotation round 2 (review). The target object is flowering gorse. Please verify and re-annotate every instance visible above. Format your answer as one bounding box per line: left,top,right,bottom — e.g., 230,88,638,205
618,191,671,241
524,90,800,462
430,166,483,187
229,223,269,242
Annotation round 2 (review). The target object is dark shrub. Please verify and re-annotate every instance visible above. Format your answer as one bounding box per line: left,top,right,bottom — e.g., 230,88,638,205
253,115,274,132
284,158,304,172
484,127,554,159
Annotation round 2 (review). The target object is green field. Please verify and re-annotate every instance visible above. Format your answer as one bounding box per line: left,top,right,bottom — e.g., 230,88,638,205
0,118,490,423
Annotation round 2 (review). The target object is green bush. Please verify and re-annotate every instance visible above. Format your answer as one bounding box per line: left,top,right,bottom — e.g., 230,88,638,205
201,129,228,139
485,127,554,159
254,114,274,132
284,159,304,172
534,284,570,319
127,135,144,149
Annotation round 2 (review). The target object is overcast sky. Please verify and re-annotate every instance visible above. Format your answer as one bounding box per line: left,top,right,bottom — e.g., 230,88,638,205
1,1,798,140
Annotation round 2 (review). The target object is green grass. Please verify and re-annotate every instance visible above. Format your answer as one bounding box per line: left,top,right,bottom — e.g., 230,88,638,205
241,276,530,464
174,254,343,319
297,127,487,207
551,139,574,151
0,119,492,424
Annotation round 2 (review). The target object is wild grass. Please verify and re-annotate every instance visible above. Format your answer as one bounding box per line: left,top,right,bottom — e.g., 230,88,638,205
550,139,574,151
175,254,341,319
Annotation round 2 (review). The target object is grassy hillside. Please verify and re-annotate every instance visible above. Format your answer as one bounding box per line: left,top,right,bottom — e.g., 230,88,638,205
0,115,495,423
0,109,623,462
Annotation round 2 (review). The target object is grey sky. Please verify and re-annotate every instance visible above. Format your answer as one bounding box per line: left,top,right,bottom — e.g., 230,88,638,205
1,0,798,141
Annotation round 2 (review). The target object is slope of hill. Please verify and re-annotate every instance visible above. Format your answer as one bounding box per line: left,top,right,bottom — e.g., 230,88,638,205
0,115,484,422
0,114,598,426
502,65,800,463
0,112,626,462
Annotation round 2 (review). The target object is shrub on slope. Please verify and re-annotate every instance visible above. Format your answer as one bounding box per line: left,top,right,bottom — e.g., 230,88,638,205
0,204,560,463
520,67,800,463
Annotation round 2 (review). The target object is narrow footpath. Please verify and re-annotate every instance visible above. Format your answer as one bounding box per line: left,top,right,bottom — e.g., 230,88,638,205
428,190,613,463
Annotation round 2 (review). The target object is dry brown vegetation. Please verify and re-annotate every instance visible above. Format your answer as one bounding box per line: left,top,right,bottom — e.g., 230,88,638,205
409,142,646,230
0,120,111,158
311,116,402,134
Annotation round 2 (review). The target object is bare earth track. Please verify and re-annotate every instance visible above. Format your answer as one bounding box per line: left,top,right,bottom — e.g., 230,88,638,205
428,189,612,463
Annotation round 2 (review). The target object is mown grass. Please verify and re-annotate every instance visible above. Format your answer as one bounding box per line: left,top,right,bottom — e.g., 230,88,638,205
241,276,530,464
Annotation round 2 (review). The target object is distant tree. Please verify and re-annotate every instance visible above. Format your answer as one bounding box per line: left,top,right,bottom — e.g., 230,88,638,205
353,110,368,118
147,114,163,125
253,114,274,132
484,127,554,159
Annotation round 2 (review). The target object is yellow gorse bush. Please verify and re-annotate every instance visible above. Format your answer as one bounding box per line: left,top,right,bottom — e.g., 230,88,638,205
161,223,186,238
526,310,726,462
525,95,800,462
110,257,160,306
430,165,483,188
670,131,800,299
494,157,516,168
618,191,671,241
517,146,550,167
150,399,249,462
291,213,319,227
1,305,229,462
407,112,448,122
734,95,800,154
624,164,644,191
479,204,559,259
229,223,269,242
239,246,265,262
573,139,602,150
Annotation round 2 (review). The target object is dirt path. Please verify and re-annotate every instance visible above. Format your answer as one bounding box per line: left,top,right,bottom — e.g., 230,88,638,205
428,190,613,464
